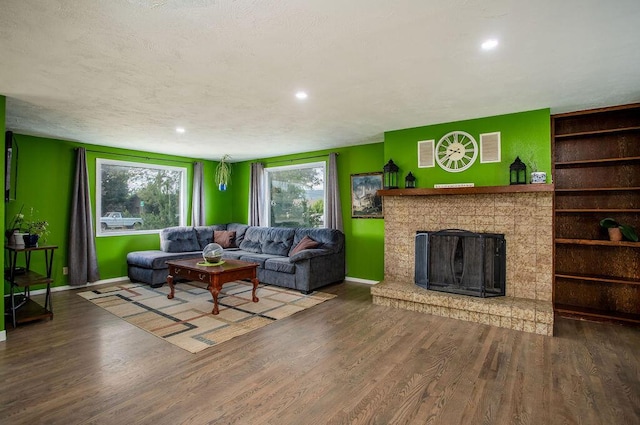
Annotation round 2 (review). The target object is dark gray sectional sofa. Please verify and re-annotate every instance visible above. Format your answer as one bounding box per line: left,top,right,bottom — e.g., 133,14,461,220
126,223,345,293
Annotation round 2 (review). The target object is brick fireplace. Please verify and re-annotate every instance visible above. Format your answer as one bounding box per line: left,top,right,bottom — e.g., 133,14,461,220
370,185,555,336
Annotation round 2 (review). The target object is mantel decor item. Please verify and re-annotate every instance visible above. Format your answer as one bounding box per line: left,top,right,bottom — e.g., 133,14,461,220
351,172,383,218
509,157,526,185
405,171,416,189
383,159,399,189
530,171,547,184
521,149,547,184
215,154,232,191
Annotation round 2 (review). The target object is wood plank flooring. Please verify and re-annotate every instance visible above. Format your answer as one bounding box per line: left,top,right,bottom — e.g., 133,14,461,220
1,281,639,424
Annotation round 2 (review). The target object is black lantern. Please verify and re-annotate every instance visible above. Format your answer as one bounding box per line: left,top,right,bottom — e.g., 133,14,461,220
509,156,527,185
383,159,399,189
405,171,416,189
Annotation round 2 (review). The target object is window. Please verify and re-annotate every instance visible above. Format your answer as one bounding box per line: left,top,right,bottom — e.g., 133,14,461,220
265,162,325,228
96,159,187,236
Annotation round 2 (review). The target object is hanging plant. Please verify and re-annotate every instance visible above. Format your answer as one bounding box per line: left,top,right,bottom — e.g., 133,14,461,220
215,154,232,191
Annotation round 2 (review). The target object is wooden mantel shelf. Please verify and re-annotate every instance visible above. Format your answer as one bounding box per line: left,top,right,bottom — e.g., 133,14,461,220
378,184,555,196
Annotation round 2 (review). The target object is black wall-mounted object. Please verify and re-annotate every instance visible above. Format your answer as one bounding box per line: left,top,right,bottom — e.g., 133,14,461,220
5,130,14,202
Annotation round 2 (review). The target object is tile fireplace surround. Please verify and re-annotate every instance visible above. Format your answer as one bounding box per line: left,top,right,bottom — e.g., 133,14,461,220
371,185,555,336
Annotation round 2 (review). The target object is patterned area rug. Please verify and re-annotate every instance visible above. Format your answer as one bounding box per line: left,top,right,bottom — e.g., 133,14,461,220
78,281,336,353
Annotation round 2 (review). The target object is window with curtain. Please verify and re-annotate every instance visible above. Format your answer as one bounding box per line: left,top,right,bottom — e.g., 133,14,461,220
264,162,325,228
96,159,187,235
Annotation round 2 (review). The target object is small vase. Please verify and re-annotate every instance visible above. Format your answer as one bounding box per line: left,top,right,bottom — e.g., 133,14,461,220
530,172,547,184
218,183,227,191
608,227,623,242
12,232,28,248
23,234,40,248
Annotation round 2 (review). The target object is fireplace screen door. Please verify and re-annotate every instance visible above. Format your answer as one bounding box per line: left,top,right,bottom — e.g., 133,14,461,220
415,229,506,298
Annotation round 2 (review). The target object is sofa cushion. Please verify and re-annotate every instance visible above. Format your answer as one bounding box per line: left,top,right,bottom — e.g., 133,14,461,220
238,226,264,253
160,227,200,252
261,228,295,256
288,248,333,263
264,257,296,274
227,223,250,246
127,250,202,269
238,253,281,268
214,230,236,248
221,249,248,261
194,225,227,250
289,235,320,256
291,228,344,255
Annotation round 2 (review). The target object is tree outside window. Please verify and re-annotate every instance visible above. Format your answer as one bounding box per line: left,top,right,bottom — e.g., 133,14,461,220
265,162,325,228
96,159,187,235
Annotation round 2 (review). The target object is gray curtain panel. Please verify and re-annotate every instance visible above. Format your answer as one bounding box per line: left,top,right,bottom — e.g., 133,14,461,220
191,161,205,226
326,152,343,231
69,148,100,285
249,162,264,226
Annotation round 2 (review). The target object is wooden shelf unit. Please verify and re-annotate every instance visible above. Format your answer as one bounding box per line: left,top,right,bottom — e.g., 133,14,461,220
4,244,58,328
552,103,640,324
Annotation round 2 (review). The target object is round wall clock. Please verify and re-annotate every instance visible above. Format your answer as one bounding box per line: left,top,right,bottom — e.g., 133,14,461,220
435,130,478,172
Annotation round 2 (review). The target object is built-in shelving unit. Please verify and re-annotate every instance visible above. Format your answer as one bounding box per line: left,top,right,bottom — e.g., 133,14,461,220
552,103,640,324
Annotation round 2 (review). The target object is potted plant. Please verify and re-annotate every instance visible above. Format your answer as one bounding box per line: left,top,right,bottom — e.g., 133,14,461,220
521,151,546,184
6,210,28,247
215,154,232,191
6,208,24,239
600,218,638,242
22,207,50,247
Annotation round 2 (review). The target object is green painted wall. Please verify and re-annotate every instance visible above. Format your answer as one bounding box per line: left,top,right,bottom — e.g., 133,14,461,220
231,143,386,282
4,134,228,290
1,106,553,322
384,109,551,188
0,96,5,332
228,109,551,282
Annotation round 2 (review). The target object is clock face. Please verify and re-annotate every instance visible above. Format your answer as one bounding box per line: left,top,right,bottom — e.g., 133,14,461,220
435,131,478,172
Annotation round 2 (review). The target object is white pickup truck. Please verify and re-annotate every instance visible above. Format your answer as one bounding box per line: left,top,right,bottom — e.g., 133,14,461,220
100,212,143,230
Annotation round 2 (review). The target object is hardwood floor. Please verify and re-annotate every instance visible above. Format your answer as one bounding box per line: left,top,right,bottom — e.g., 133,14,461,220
1,281,639,424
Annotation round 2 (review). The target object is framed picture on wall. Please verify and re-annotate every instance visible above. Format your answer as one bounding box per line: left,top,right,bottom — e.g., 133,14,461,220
350,172,383,218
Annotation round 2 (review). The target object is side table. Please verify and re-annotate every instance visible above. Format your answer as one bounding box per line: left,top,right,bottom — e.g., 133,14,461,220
5,244,58,328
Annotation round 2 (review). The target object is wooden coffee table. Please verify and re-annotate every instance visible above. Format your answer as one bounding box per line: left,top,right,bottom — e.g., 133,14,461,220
165,258,259,315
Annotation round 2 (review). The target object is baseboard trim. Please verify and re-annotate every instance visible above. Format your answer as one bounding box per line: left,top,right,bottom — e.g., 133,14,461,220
344,276,379,285
0,330,6,342
27,276,130,296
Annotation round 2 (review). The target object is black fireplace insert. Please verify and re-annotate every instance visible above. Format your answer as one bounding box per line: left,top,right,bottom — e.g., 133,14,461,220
415,229,506,298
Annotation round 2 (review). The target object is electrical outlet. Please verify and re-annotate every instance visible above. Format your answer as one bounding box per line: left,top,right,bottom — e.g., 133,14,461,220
63,267,69,275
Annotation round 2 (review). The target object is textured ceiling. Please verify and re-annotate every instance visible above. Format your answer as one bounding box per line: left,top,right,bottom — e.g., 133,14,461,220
1,0,639,162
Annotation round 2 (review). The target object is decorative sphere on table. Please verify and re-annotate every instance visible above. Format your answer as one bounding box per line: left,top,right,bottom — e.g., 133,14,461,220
202,243,223,263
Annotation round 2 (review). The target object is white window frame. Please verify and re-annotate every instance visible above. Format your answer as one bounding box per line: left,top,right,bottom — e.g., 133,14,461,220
96,158,188,236
263,161,327,228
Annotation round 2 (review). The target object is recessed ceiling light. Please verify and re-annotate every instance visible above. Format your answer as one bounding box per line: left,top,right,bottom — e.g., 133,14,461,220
295,91,308,100
481,39,499,50
176,127,185,134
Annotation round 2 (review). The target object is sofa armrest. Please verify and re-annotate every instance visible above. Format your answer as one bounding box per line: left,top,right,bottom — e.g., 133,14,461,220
288,248,333,263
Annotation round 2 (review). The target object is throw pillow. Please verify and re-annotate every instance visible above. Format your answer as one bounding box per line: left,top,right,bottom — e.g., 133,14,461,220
289,235,319,256
214,230,236,248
